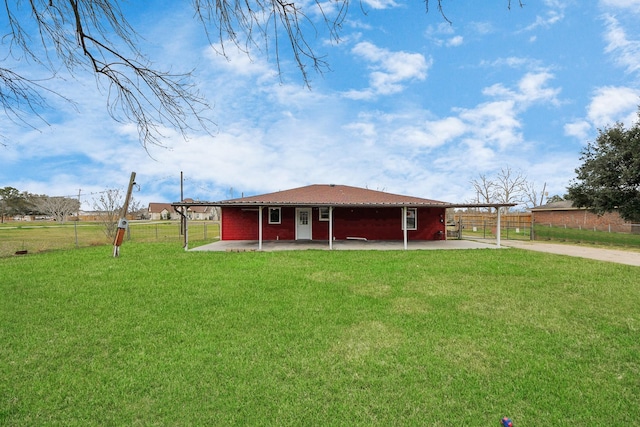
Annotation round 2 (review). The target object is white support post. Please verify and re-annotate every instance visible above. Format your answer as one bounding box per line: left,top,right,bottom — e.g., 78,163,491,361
184,214,189,251
403,206,408,250
329,206,334,250
258,206,263,251
496,207,502,248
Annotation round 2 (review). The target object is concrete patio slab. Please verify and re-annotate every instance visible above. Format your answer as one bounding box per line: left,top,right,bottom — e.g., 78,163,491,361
190,239,501,252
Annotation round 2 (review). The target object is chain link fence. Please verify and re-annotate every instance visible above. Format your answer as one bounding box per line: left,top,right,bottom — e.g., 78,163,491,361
0,221,219,257
447,213,532,241
448,213,640,247
533,223,640,246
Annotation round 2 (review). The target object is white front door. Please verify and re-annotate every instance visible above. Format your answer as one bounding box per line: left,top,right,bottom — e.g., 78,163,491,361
296,208,312,240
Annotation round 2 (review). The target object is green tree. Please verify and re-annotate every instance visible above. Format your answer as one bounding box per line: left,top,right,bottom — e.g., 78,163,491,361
0,187,38,221
546,194,565,204
567,113,640,223
0,187,20,222
2,1,522,148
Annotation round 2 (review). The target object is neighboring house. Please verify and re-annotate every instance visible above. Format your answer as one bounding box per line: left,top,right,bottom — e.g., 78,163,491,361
148,203,173,220
531,200,637,233
148,201,219,221
183,199,219,221
215,184,449,243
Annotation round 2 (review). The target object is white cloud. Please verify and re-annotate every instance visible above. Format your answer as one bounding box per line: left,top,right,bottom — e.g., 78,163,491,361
521,9,564,32
480,56,546,72
204,43,276,80
469,22,493,35
359,0,399,9
447,36,464,47
424,117,467,147
564,121,592,140
425,22,458,47
517,72,562,105
602,15,640,75
482,72,560,108
457,100,522,150
344,41,431,98
343,122,378,146
587,86,640,127
388,116,466,151
427,22,456,36
599,0,640,12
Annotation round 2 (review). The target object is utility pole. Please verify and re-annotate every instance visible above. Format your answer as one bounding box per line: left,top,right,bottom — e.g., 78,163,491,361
113,172,136,257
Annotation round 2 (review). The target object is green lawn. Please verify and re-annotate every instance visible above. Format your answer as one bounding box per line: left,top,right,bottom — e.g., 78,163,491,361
1,243,639,425
0,221,219,257
534,225,640,248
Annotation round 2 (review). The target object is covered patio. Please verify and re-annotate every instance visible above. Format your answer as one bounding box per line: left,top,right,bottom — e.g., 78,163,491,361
172,184,515,251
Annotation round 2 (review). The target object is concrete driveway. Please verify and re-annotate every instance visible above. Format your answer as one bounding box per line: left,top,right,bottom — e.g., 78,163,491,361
503,240,640,267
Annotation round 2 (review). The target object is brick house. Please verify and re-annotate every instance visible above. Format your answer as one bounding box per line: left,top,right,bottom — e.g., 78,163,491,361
183,199,219,221
531,200,637,233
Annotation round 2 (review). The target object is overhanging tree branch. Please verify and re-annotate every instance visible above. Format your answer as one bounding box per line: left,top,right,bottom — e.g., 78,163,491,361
2,0,523,148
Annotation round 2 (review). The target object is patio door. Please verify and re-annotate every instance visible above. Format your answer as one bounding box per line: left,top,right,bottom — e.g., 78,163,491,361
296,208,312,240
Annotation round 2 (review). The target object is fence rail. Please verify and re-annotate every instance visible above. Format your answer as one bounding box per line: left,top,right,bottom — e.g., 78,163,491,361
0,221,220,257
448,214,532,241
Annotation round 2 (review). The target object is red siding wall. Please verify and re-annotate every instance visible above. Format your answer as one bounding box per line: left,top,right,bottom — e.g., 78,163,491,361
221,206,446,241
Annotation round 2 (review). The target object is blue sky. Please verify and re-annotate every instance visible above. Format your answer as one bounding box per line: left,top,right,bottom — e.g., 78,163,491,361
2,0,640,210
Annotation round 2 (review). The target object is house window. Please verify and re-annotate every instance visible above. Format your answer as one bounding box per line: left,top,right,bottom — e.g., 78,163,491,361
268,207,281,224
299,210,309,225
319,207,330,221
402,208,417,230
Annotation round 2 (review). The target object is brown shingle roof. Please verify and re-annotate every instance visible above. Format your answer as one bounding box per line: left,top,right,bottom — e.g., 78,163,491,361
148,202,173,213
530,200,577,211
218,184,449,207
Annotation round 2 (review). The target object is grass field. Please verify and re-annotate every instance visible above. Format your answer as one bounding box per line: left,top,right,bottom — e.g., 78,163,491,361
2,243,639,425
534,225,640,247
0,221,219,257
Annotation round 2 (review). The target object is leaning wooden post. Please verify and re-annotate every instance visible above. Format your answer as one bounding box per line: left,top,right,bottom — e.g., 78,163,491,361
113,172,136,257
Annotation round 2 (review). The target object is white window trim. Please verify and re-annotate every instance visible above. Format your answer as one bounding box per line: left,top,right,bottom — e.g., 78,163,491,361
319,207,330,221
402,208,417,230
268,207,281,224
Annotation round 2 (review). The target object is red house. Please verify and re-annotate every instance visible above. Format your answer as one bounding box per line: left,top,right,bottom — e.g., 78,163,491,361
216,184,449,248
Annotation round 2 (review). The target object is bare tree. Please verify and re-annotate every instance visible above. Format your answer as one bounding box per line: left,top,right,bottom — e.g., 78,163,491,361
2,1,523,148
33,196,81,223
471,166,542,212
493,166,528,209
470,174,496,211
523,180,547,208
92,188,138,239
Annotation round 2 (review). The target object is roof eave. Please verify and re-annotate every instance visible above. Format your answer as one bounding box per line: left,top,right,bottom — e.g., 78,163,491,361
172,202,517,209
